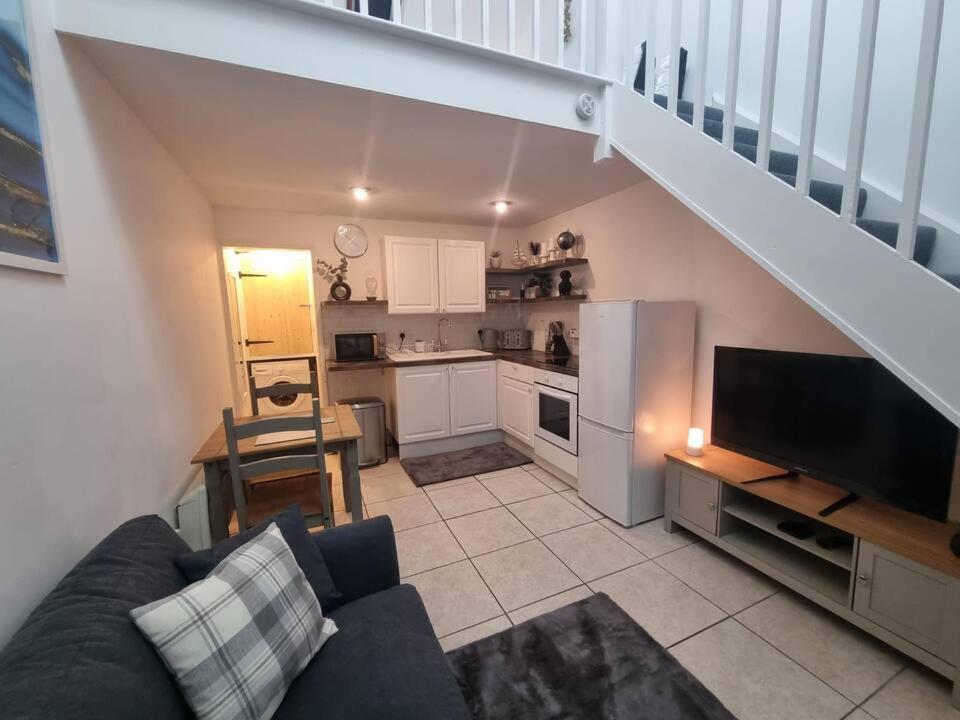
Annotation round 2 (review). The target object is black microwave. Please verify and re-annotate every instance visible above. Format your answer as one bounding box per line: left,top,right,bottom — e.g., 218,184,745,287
334,332,383,362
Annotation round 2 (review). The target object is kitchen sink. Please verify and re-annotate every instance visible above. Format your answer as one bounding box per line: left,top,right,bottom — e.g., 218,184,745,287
388,349,493,362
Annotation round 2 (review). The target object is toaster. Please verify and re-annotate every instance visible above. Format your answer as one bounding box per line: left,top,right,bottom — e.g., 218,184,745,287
500,329,531,350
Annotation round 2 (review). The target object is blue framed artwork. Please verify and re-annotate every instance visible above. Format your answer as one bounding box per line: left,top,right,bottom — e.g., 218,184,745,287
0,0,62,273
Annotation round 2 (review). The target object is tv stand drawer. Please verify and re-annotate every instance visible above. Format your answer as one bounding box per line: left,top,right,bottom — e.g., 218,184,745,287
667,466,719,535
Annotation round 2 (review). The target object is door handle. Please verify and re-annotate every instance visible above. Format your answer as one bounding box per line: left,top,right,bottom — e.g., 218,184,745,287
857,574,870,585
245,339,274,347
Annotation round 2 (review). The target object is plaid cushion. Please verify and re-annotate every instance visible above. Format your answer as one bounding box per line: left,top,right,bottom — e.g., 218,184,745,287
131,523,337,720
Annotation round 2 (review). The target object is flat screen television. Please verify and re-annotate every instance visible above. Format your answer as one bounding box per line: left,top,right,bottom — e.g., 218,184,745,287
712,347,958,522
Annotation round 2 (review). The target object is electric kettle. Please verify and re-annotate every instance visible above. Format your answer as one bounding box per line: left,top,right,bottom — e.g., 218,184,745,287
479,328,500,351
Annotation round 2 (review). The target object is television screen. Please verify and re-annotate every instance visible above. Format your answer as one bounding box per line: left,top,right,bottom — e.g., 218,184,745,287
712,347,957,521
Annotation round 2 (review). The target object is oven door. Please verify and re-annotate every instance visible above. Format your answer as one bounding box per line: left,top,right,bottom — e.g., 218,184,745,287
334,333,380,362
535,384,578,455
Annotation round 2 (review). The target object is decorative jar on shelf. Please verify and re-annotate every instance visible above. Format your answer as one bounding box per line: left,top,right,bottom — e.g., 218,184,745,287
364,273,378,301
490,252,502,269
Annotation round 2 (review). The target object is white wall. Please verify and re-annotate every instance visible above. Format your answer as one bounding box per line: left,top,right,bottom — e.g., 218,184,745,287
503,180,865,435
0,2,230,646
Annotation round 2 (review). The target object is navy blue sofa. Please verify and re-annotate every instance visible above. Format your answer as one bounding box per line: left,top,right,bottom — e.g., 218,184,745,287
0,515,471,720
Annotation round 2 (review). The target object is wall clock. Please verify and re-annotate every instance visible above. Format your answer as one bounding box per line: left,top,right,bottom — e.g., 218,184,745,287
334,223,368,258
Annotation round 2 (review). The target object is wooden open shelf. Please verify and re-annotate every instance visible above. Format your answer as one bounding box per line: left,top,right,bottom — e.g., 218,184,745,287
321,300,388,307
486,258,588,275
486,294,587,305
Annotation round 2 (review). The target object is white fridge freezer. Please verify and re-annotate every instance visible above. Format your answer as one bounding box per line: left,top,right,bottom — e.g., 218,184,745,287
577,300,695,526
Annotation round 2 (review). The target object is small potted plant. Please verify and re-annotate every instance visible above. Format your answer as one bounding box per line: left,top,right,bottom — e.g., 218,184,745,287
490,249,502,269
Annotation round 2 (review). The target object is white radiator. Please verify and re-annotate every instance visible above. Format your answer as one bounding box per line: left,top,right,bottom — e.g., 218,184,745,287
176,473,212,550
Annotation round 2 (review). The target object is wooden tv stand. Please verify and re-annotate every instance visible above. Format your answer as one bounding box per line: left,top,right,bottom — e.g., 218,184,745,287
664,445,960,707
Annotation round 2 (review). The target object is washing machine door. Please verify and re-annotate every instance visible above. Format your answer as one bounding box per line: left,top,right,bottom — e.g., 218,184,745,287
261,375,309,415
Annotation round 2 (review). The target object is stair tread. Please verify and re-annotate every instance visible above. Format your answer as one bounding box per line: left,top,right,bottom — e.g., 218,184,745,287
856,219,937,267
772,173,867,218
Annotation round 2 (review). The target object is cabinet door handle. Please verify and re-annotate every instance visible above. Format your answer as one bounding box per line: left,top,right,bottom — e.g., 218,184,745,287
857,574,870,585
708,502,717,510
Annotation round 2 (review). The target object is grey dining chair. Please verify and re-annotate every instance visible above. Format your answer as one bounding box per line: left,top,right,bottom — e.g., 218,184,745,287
222,397,334,533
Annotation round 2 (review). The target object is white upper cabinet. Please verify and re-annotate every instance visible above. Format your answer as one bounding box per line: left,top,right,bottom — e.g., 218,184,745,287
450,361,497,436
384,236,440,314
384,236,485,314
438,239,486,314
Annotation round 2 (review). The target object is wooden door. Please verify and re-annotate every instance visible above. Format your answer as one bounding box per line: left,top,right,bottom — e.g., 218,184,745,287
439,239,486,313
500,375,534,444
237,251,315,357
450,361,498,436
384,237,440,314
395,365,451,443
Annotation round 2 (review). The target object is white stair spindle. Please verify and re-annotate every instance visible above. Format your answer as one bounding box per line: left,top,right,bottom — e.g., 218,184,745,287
453,0,462,39
358,0,369,14
668,0,682,114
693,0,710,132
841,0,878,222
482,0,491,47
508,0,517,54
645,0,658,105
756,0,781,171
897,0,944,259
423,0,432,31
534,0,542,60
796,0,827,196
390,0,401,23
722,0,743,148
558,0,565,67
579,0,589,72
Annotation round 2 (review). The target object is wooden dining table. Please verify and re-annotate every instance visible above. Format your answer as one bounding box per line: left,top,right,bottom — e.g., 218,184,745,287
191,404,364,543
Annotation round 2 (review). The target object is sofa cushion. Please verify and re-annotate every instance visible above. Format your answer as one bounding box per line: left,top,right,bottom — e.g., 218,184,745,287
274,584,472,720
0,516,193,720
176,504,343,611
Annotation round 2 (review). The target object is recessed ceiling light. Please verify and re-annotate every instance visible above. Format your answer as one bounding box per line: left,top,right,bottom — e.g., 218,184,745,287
350,186,371,201
492,200,512,214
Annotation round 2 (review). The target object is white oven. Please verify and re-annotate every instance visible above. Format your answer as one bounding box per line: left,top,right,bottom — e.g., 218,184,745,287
535,371,579,456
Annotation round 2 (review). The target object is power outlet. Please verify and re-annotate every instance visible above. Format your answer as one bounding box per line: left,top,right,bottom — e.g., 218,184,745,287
570,328,579,339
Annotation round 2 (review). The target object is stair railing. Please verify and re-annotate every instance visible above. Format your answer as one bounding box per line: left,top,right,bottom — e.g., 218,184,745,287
622,0,946,267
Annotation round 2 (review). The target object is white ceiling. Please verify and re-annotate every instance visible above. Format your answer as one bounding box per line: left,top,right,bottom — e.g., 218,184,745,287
75,38,645,228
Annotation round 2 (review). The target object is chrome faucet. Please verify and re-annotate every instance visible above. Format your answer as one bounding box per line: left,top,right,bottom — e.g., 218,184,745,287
437,317,453,352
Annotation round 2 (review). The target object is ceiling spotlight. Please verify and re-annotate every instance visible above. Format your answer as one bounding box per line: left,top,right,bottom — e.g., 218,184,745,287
351,186,371,201
492,200,512,214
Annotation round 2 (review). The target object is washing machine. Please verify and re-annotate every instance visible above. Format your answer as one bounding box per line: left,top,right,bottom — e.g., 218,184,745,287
249,359,313,416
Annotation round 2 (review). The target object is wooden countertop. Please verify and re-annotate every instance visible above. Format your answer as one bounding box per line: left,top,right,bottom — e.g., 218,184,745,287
327,349,579,377
192,404,362,465
666,445,960,579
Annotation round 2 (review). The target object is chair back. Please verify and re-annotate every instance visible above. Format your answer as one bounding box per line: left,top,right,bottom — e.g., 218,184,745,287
248,369,320,416
222,397,329,532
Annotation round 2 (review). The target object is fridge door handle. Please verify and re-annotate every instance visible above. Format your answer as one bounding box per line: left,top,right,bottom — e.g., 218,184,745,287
579,416,632,440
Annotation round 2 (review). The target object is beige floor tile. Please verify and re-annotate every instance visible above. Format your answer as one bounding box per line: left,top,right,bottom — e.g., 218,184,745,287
473,539,581,611
365,493,440,531
862,666,960,720
439,615,512,652
508,586,594,626
737,592,907,704
589,563,725,648
332,506,368,527
405,560,503,637
558,489,605,520
542,522,646,582
526,466,573,491
428,481,501,519
480,473,553,504
359,457,405,479
845,711,878,720
655,542,779,614
599,517,698,558
446,506,533,557
507,493,593,536
520,463,539,471
361,472,422,504
422,476,476,492
670,619,854,720
475,466,532,481
395,521,466,578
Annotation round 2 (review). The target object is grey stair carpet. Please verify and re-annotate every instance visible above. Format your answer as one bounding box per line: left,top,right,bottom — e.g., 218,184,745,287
447,593,736,720
400,442,530,487
772,173,867,217
856,219,937,266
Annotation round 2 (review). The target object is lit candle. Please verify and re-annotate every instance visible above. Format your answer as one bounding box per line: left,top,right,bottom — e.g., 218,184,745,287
686,428,704,457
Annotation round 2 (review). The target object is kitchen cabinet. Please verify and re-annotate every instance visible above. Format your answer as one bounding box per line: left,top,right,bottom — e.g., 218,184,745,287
384,236,485,314
499,375,535,445
450,361,498,436
394,365,450,444
394,361,495,445
853,540,960,664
